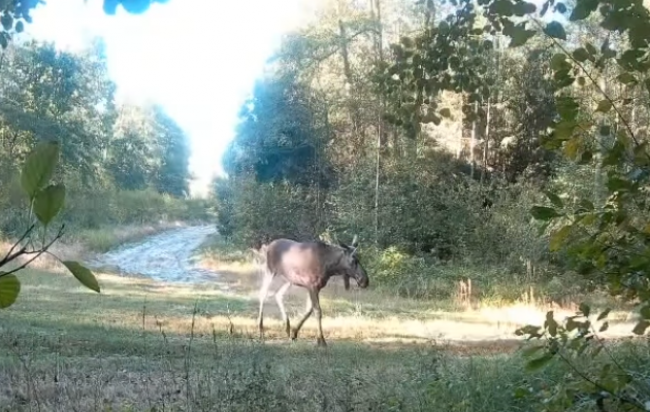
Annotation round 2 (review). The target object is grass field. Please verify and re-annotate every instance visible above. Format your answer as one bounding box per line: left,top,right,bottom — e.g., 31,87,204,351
1,230,648,411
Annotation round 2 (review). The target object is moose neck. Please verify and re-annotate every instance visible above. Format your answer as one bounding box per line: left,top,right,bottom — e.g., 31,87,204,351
321,245,351,278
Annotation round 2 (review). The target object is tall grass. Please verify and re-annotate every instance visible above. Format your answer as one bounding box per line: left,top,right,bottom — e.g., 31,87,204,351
1,268,648,412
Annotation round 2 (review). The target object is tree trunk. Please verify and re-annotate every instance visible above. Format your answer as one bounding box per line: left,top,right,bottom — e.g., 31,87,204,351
337,10,364,158
470,101,478,179
482,96,491,184
371,0,385,245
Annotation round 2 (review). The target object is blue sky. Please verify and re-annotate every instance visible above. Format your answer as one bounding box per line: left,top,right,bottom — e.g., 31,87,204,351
25,0,306,197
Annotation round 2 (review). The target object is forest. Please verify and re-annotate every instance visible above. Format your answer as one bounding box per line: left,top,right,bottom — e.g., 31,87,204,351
1,0,650,411
216,0,645,308
0,37,210,238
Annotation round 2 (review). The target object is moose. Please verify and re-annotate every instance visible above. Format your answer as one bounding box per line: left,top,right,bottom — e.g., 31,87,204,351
251,235,369,347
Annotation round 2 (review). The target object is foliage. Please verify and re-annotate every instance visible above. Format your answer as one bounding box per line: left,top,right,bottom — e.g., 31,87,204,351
223,71,333,188
0,39,194,236
212,0,650,405
0,140,100,308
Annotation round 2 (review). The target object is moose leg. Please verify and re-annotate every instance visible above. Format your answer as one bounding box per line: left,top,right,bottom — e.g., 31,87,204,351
256,271,274,337
290,293,314,341
275,281,292,337
309,289,327,347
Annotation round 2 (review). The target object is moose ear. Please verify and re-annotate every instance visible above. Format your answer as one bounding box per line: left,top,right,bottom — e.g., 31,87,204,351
351,234,359,248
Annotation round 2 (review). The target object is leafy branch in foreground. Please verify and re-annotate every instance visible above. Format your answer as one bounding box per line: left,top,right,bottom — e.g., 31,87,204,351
487,0,650,409
515,305,647,411
0,140,100,309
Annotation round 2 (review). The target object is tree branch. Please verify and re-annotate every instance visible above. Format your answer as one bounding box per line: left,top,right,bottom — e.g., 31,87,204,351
0,224,35,267
0,224,65,278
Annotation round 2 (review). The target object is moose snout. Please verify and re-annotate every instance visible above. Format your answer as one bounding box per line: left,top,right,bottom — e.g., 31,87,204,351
357,277,369,288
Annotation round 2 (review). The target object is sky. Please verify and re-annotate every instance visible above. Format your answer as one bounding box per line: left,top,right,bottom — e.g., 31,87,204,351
25,0,308,197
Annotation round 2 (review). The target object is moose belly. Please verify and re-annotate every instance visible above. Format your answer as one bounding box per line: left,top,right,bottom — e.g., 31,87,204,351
285,269,328,290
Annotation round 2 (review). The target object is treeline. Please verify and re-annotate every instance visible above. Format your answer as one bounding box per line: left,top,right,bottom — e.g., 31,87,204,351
213,0,650,302
0,38,208,236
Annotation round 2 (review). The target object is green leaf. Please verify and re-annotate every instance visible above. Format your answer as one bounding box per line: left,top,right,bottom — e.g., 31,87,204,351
579,302,590,317
577,76,586,86
564,137,582,159
526,353,554,371
599,321,609,332
578,149,593,164
490,0,514,16
15,21,23,33
606,176,632,192
543,21,567,40
595,99,612,113
571,48,590,63
599,125,611,136
550,53,567,71
512,1,536,16
569,0,598,21
62,261,100,293
640,305,650,319
20,140,60,199
0,13,13,31
507,22,536,48
553,120,578,142
597,308,611,321
0,274,20,309
566,317,580,331
585,42,597,56
603,141,625,166
522,343,545,357
550,225,572,251
616,72,637,85
439,108,452,118
513,387,529,399
578,198,594,211
544,191,563,208
545,311,558,336
530,206,561,221
556,96,579,121
33,184,65,226
632,320,649,335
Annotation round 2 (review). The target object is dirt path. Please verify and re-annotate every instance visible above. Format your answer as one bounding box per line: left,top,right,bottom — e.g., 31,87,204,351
90,225,221,284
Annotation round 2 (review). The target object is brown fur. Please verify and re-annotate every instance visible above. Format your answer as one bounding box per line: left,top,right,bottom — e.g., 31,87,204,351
255,236,368,347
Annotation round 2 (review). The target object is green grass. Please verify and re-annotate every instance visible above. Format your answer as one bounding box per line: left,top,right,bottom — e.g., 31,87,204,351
1,232,648,411
0,268,646,411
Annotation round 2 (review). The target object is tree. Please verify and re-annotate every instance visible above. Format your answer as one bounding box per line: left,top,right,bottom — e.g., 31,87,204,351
152,106,190,197
223,71,333,188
